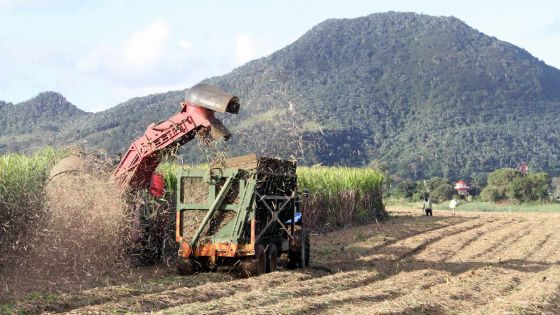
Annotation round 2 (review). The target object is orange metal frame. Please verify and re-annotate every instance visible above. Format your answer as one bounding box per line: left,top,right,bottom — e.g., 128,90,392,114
176,211,256,259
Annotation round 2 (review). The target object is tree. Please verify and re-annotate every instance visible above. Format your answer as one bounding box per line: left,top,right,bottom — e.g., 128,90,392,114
552,177,560,199
481,168,520,201
393,179,417,199
430,183,454,203
509,173,549,202
481,168,550,203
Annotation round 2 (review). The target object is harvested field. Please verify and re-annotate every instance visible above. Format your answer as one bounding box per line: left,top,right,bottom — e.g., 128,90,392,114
5,207,560,314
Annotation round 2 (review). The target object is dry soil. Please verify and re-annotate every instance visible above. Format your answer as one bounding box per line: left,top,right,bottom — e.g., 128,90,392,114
7,207,560,314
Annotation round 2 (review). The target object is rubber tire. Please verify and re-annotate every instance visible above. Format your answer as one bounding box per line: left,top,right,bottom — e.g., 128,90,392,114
240,244,267,277
177,258,196,275
266,244,278,273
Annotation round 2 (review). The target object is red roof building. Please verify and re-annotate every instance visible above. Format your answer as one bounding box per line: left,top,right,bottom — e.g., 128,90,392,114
519,162,529,174
454,180,469,196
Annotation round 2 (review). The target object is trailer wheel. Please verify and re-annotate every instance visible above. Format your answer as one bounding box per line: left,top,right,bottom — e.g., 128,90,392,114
266,244,278,273
240,244,267,277
176,258,196,275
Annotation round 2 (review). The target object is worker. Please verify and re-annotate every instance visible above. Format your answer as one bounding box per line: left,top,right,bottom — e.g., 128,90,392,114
449,198,458,216
422,196,433,216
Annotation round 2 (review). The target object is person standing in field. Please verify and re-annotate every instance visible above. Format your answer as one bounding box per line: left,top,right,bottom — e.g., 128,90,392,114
423,197,433,216
449,198,458,216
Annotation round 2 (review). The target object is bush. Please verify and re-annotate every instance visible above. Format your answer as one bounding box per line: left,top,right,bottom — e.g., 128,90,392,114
393,179,417,199
427,177,449,192
487,168,520,187
481,168,550,203
509,172,549,202
480,186,499,202
481,168,520,202
430,183,454,203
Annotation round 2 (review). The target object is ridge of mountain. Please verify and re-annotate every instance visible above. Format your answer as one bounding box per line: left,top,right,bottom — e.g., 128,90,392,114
2,12,560,178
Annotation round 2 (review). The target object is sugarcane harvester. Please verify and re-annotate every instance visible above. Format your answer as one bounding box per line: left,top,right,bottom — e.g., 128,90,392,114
112,83,310,275
112,83,240,262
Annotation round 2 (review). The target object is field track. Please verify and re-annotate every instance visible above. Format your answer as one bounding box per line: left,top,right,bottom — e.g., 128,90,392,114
13,208,560,314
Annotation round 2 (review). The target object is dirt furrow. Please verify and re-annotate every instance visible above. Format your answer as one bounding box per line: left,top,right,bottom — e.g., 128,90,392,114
526,217,560,263
412,218,507,262
224,269,447,315
160,270,385,314
58,273,309,314
451,219,530,262
9,208,560,315
477,221,540,260
356,219,485,264
473,265,560,314
25,272,232,314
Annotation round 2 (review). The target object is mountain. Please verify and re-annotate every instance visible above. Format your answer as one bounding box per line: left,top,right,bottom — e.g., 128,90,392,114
0,92,89,152
2,12,560,179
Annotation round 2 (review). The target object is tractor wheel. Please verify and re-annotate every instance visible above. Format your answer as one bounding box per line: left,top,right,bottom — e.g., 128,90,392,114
176,258,196,275
240,244,266,277
266,243,278,273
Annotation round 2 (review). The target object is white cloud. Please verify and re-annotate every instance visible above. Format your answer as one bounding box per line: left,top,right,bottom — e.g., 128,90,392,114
234,34,257,65
179,40,192,55
76,45,116,72
123,20,169,68
76,20,171,74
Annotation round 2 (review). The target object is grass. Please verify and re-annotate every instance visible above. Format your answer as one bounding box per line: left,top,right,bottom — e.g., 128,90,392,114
0,147,68,261
0,304,14,315
387,198,560,213
434,201,560,213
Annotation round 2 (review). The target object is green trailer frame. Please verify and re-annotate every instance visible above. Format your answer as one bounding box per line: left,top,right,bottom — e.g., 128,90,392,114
175,154,309,275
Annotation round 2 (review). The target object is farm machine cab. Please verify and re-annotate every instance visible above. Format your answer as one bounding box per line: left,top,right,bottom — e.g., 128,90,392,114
175,154,310,276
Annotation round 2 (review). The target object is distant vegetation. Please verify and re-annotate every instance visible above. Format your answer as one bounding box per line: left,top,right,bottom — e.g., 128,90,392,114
2,12,560,180
389,166,553,205
480,168,549,202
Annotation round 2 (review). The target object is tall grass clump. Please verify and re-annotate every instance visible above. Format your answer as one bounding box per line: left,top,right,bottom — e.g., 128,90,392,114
298,166,385,231
0,148,67,265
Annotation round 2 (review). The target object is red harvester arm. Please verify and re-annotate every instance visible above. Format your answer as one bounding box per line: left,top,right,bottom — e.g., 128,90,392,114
113,83,240,191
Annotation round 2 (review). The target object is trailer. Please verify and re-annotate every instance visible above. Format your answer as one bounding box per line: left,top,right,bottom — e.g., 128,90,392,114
175,153,310,276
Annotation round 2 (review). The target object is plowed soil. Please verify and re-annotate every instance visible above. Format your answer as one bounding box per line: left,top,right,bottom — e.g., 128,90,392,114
8,207,560,314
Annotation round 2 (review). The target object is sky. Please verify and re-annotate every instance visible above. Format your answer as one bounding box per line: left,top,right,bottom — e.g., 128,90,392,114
0,0,559,112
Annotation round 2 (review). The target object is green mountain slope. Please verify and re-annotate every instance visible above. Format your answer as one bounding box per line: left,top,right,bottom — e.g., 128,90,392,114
2,12,560,179
209,12,560,178
0,92,89,152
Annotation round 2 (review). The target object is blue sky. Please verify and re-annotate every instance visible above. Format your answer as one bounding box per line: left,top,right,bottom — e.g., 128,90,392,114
1,0,559,112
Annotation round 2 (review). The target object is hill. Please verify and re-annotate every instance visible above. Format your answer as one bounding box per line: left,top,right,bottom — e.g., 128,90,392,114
0,92,89,152
2,12,560,179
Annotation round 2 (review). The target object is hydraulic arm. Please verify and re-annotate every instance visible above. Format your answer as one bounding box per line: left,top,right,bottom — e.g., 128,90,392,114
113,83,240,190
